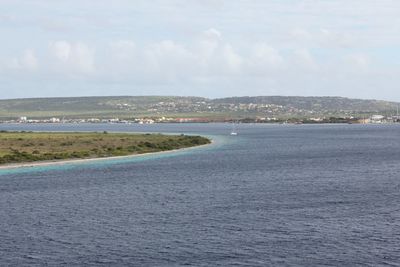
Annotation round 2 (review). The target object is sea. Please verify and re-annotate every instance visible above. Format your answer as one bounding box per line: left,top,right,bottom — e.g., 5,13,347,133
0,123,400,266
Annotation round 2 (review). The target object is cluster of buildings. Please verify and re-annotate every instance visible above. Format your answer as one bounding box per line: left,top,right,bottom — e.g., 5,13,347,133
110,100,327,117
7,117,159,124
16,117,61,123
2,114,400,124
367,115,400,124
2,116,213,124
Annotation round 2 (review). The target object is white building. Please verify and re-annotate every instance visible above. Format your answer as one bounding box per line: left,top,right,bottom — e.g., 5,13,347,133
50,117,60,123
370,115,385,123
19,116,27,122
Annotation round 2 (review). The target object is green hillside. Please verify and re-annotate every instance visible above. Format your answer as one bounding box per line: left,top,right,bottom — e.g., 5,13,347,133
0,95,398,120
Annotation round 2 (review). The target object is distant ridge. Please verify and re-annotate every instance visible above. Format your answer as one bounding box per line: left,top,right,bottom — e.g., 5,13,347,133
0,95,398,119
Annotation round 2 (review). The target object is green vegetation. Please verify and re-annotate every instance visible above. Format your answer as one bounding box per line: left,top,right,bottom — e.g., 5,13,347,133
0,95,399,120
0,131,211,165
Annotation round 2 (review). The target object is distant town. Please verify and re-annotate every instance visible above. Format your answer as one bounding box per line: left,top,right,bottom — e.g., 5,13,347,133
2,114,400,124
1,96,400,124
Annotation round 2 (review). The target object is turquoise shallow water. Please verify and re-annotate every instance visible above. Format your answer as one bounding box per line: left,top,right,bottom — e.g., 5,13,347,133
1,123,400,266
0,133,223,176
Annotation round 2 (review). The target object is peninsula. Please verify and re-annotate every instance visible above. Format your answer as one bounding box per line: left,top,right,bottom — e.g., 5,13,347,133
0,131,211,166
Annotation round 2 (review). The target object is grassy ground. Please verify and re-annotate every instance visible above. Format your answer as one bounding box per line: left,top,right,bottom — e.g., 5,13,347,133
0,131,210,165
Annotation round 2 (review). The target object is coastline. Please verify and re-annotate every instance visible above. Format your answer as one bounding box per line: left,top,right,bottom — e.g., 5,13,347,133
0,140,213,170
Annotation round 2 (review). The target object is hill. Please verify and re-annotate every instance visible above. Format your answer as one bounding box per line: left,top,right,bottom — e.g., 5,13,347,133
0,95,398,120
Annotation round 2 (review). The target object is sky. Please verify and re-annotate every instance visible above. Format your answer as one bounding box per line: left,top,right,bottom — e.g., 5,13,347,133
0,0,399,100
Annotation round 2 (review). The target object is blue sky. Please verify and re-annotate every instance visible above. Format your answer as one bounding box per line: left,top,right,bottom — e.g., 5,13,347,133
0,0,399,100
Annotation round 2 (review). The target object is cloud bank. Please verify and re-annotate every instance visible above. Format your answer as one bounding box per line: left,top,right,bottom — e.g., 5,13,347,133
0,0,399,100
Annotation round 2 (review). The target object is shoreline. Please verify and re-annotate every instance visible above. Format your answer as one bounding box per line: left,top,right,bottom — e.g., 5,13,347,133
0,141,213,170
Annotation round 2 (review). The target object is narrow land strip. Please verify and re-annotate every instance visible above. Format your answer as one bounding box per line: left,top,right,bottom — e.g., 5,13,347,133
0,131,211,169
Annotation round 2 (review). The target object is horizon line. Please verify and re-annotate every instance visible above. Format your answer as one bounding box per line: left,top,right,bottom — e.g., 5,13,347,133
0,94,397,103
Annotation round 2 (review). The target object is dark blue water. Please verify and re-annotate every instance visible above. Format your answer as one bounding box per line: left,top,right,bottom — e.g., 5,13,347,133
1,123,400,266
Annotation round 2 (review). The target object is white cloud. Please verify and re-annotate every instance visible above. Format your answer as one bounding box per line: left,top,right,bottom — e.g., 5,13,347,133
22,50,39,70
289,28,355,49
144,40,197,81
110,40,136,60
202,28,222,41
0,29,375,88
292,49,318,70
0,0,399,100
7,49,38,71
221,44,242,73
49,41,95,74
319,28,354,48
343,53,370,71
107,40,137,79
247,43,285,73
49,41,71,62
195,28,222,64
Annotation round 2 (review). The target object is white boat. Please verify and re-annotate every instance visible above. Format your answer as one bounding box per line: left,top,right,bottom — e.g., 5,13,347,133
230,122,238,135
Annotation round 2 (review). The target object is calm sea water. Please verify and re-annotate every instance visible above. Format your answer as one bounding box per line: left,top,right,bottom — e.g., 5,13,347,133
1,123,400,266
